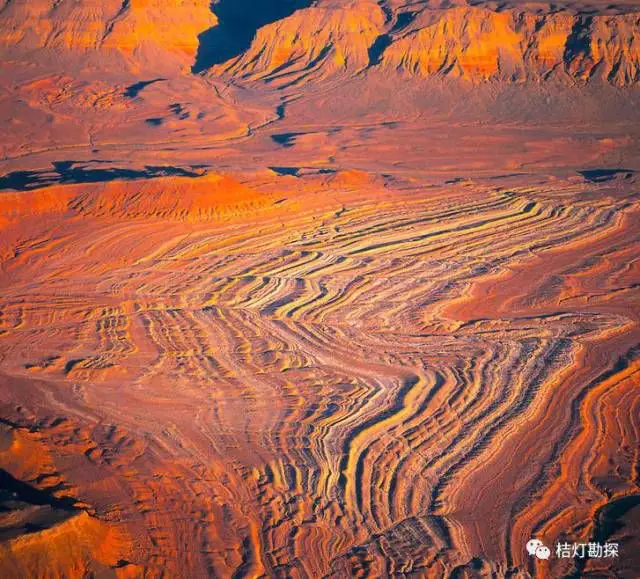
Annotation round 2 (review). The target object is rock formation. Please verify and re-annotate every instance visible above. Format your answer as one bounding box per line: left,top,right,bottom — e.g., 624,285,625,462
0,0,638,577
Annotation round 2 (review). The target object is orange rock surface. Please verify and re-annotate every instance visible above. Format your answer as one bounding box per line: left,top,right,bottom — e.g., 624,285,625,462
0,0,217,57
381,8,640,84
216,3,386,82
0,0,639,577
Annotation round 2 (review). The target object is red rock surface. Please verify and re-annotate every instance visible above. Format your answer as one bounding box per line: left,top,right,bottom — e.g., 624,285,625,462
0,1,638,577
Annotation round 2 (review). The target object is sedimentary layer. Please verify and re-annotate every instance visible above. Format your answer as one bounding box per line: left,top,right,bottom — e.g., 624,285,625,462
2,1,638,84
218,4,640,85
0,0,217,56
0,0,638,577
0,170,637,577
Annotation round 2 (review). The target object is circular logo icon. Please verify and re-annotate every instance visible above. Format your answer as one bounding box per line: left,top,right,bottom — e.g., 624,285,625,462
527,539,550,560
526,539,544,556
535,546,551,560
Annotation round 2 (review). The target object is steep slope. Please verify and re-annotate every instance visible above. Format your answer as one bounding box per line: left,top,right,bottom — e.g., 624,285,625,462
0,0,123,49
214,2,386,83
102,0,217,57
0,511,128,579
206,2,639,86
0,0,217,57
0,422,133,578
379,7,640,85
566,13,640,85
381,8,573,81
2,0,638,84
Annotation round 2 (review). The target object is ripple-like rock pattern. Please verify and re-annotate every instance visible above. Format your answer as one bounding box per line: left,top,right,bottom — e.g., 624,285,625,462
0,173,637,577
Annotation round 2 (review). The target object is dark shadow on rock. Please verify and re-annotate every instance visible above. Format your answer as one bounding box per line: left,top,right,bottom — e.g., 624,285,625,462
579,168,635,183
269,166,300,176
123,78,167,98
0,468,79,512
367,12,416,67
564,16,594,70
192,0,315,74
0,468,83,541
566,494,640,579
0,162,201,191
271,132,301,147
368,35,392,67
269,166,336,177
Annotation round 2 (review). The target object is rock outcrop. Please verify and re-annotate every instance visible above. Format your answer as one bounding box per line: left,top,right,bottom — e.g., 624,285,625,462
381,8,640,85
1,0,638,84
215,2,386,83
0,0,217,57
219,3,640,85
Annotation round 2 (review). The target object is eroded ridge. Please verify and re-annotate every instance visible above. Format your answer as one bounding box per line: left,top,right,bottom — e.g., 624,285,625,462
0,173,637,577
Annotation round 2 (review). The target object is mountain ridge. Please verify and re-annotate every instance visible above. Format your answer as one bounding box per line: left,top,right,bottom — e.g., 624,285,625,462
1,0,638,85
214,4,640,86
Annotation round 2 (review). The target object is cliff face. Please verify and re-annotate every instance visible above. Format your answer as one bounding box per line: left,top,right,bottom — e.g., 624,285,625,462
0,0,217,56
215,3,640,85
381,8,573,81
381,8,640,85
102,0,218,56
0,0,122,49
215,3,386,82
565,13,640,85
1,0,638,85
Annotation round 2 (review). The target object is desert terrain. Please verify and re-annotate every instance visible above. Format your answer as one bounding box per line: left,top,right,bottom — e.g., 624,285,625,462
0,0,639,577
